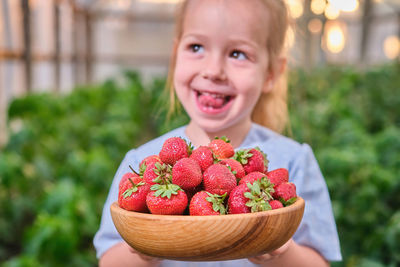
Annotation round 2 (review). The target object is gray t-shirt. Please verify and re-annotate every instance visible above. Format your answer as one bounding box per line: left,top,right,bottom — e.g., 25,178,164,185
93,123,342,266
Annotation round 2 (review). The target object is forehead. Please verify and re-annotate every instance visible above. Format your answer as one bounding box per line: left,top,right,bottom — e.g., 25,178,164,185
182,0,270,44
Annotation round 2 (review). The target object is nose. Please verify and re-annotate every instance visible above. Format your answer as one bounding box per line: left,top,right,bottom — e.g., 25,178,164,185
201,54,227,81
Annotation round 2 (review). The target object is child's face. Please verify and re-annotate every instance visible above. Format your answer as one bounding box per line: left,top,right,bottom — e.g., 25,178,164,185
173,0,273,134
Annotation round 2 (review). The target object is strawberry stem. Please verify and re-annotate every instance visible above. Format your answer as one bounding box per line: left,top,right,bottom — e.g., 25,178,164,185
129,165,139,175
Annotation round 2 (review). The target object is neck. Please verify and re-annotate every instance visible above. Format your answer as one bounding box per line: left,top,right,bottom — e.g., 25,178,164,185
185,119,252,149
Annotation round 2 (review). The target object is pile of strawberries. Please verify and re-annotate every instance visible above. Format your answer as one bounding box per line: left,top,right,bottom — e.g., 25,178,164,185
118,136,297,215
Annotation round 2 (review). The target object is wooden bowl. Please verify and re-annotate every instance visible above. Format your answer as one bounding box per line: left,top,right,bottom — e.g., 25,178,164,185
110,197,305,261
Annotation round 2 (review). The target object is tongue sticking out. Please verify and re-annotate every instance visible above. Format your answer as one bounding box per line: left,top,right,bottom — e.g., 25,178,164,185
198,93,227,109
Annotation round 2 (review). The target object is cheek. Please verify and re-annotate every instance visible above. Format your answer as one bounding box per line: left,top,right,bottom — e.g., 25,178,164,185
235,77,264,109
173,67,190,102
235,74,264,96
174,55,193,86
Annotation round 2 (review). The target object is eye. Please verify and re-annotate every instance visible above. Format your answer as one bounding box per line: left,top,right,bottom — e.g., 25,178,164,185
230,50,247,60
189,44,204,53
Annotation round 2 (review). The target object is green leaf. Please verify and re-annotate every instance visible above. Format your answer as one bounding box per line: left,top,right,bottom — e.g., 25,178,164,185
213,202,220,212
187,141,194,155
215,136,230,143
139,164,147,175
244,192,254,199
150,184,161,191
281,197,297,206
155,189,164,197
204,192,227,214
234,149,252,165
246,200,256,207
122,188,133,198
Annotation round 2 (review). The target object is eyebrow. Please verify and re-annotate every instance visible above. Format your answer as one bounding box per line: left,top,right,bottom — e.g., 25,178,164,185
180,32,207,40
229,38,259,49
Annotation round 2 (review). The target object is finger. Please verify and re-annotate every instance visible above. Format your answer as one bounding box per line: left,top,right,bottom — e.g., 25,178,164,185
248,254,273,264
125,244,160,262
248,239,294,264
270,239,293,256
138,253,159,262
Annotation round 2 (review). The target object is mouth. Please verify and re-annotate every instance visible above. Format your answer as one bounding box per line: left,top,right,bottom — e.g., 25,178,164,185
194,89,235,114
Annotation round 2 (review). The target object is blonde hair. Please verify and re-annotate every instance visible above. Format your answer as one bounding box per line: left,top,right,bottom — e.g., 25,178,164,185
166,0,292,134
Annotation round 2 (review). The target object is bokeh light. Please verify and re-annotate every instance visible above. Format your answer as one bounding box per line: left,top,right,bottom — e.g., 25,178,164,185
329,0,359,12
384,36,400,59
287,0,304,19
308,18,323,34
285,27,296,49
311,0,327,15
325,3,340,20
324,21,346,53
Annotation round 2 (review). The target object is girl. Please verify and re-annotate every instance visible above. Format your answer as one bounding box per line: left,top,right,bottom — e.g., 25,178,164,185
94,0,342,266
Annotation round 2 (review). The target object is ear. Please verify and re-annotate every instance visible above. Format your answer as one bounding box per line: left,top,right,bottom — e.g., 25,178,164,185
262,57,287,93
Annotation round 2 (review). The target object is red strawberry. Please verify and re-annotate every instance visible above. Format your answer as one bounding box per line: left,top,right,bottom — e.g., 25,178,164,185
119,166,141,187
159,137,191,166
203,164,237,196
269,200,284,210
219,158,245,180
142,162,158,185
267,168,289,187
234,147,269,174
274,182,297,205
238,171,266,185
189,191,227,216
146,184,188,215
172,158,203,190
209,136,234,159
185,183,204,203
190,146,215,172
143,162,172,185
118,178,151,212
228,184,251,214
139,155,162,175
228,177,275,214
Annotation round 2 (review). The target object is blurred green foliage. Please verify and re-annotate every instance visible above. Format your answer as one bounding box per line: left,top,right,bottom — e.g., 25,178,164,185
289,64,400,267
0,64,399,266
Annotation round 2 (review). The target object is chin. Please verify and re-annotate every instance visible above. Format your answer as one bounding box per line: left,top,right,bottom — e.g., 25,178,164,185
195,118,237,135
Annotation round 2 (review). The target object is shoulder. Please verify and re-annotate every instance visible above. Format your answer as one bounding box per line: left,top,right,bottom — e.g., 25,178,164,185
244,123,313,170
123,126,188,171
244,123,305,155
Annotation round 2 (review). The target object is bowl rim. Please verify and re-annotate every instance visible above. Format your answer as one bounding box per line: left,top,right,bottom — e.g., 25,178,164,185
111,197,304,221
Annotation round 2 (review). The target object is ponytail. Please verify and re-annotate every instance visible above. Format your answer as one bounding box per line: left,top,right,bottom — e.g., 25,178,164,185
252,73,289,134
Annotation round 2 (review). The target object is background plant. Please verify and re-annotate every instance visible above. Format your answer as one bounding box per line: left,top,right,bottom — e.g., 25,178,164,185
0,64,399,266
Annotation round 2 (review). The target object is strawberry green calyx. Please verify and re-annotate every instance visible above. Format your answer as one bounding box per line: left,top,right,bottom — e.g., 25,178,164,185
187,141,194,155
280,197,297,207
244,177,275,213
234,149,253,165
122,178,145,199
226,165,237,176
139,163,147,176
152,162,172,185
150,183,182,199
214,136,231,143
259,176,275,199
205,192,227,215
212,153,221,164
